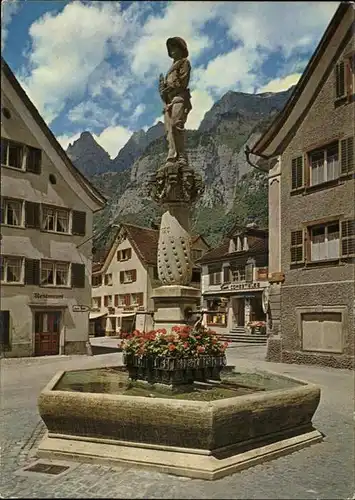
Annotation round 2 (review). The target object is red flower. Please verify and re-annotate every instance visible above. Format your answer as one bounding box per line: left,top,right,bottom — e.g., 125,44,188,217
183,342,188,349
168,344,176,351
197,346,205,353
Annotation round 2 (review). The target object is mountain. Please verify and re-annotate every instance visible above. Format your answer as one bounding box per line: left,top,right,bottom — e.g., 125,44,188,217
66,131,111,177
66,87,293,248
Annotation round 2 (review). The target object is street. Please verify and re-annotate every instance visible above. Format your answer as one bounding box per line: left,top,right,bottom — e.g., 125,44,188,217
1,344,354,499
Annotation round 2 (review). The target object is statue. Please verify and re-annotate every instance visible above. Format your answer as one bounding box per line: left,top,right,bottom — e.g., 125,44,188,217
159,37,192,165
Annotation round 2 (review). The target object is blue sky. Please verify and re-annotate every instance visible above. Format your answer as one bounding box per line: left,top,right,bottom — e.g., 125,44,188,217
2,0,339,158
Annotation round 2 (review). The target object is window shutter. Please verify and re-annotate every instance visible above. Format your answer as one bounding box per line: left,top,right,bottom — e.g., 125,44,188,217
97,297,101,308
114,294,119,307
25,201,40,229
290,230,304,263
340,137,354,174
335,61,345,98
71,263,85,288
25,259,40,285
104,296,108,307
291,156,303,189
120,271,124,283
0,311,10,348
72,211,86,236
117,251,121,261
127,248,132,259
137,293,144,306
26,147,42,174
132,269,137,282
124,294,130,306
341,220,355,256
223,266,230,283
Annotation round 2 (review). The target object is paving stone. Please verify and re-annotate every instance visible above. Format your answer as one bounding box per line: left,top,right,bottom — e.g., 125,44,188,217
1,348,354,499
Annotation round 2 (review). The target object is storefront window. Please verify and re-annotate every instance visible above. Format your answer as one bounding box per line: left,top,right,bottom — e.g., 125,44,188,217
206,313,227,326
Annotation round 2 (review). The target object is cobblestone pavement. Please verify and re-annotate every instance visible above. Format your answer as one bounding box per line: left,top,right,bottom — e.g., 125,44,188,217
1,346,354,499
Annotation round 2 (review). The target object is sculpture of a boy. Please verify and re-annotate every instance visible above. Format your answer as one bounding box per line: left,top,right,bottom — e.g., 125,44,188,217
159,37,192,165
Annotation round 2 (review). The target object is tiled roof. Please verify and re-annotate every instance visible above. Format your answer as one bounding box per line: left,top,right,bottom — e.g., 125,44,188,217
123,224,159,265
198,235,268,264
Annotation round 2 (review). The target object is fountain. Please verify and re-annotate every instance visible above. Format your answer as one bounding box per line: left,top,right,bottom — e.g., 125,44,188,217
36,37,323,480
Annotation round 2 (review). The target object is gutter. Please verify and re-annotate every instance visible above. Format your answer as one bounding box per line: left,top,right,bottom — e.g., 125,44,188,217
244,145,269,172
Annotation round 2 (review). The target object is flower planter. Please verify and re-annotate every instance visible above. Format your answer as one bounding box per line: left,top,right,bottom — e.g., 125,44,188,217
123,354,227,386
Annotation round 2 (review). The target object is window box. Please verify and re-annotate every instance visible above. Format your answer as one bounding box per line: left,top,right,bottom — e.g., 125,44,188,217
0,256,24,284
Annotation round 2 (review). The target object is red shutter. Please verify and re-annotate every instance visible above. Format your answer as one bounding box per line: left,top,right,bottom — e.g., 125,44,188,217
127,248,132,259
132,269,137,282
120,271,124,283
124,294,130,306
104,296,108,307
114,294,119,307
137,293,144,306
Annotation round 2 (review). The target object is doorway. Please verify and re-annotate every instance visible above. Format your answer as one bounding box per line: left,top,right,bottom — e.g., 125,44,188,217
34,311,61,356
232,298,245,327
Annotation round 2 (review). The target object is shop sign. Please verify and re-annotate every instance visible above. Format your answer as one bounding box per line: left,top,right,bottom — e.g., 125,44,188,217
32,293,64,300
220,282,261,291
72,305,90,312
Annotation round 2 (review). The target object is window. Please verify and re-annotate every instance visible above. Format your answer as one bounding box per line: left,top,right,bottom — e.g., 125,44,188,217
117,248,132,261
42,206,70,233
335,54,355,100
191,249,203,261
0,256,24,284
191,269,201,283
208,266,221,285
231,265,245,282
310,223,339,261
291,156,303,189
131,293,144,306
1,138,24,169
120,269,137,283
92,275,102,287
290,230,304,264
92,297,101,310
40,260,70,287
104,273,112,286
104,295,113,307
1,198,23,226
341,220,355,257
118,294,130,307
309,142,339,186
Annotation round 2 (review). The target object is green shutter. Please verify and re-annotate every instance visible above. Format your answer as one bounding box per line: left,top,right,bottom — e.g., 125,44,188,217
72,211,86,236
26,147,42,174
25,202,40,229
335,61,345,99
0,310,10,348
340,137,354,174
291,156,303,189
71,263,85,288
25,259,40,285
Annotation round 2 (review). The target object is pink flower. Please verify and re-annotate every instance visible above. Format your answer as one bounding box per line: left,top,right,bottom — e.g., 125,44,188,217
197,346,205,353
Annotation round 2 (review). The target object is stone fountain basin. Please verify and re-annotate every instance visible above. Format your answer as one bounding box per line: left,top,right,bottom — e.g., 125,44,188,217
37,367,322,480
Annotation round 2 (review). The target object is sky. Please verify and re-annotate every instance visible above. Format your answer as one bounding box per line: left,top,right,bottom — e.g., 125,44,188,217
2,0,339,159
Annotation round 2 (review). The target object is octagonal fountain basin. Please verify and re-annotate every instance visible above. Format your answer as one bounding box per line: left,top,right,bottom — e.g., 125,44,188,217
37,366,323,480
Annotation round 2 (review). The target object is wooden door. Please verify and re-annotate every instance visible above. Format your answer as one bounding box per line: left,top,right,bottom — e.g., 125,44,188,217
34,311,61,356
237,299,245,326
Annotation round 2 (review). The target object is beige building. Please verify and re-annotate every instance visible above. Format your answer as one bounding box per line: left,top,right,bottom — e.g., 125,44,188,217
90,223,209,336
198,224,269,337
1,58,106,357
250,3,354,369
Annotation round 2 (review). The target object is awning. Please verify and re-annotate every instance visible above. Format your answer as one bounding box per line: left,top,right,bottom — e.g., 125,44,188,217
107,313,135,318
89,311,107,320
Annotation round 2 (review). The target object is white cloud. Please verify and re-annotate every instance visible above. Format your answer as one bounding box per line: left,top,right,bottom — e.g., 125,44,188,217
57,132,81,150
93,125,133,158
193,47,262,94
130,1,218,78
131,103,146,121
259,73,302,93
88,62,132,100
68,101,119,128
1,0,20,50
19,2,131,124
186,89,213,130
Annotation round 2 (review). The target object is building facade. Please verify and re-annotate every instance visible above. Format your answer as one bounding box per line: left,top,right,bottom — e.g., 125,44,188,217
251,3,355,369
1,58,106,357
199,224,269,335
90,224,209,336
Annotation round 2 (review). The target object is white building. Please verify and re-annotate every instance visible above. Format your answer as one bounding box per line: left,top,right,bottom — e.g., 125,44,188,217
1,58,106,357
90,223,210,336
198,224,269,336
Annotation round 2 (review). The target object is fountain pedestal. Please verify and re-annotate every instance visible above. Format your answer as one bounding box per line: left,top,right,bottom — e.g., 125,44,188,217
147,160,204,331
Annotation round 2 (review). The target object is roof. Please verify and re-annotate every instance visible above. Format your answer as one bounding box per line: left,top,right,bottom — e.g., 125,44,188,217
198,235,268,264
93,222,207,272
251,2,353,159
1,58,106,210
